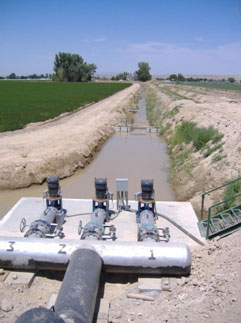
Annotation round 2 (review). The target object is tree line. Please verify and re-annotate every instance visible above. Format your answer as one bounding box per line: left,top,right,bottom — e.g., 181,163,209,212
52,53,152,82
1,53,152,82
165,74,237,83
0,73,51,80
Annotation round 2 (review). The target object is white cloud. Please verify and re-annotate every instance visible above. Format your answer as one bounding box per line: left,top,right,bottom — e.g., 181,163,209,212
94,37,107,42
194,36,205,42
116,41,241,74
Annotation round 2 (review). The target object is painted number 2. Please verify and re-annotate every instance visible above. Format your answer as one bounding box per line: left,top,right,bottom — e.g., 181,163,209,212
58,244,67,254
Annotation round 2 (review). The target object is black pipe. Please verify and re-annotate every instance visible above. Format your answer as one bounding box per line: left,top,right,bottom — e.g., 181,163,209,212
127,208,205,246
16,307,64,323
54,248,102,323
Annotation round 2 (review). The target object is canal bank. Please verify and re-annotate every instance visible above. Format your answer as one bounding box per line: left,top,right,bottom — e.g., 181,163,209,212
0,87,174,218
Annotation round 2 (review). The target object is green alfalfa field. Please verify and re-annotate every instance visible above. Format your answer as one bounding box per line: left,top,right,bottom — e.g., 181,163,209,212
183,81,241,92
0,81,131,132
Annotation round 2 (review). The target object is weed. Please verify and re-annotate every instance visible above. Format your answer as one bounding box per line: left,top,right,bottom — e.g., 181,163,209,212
216,179,241,212
171,148,192,169
159,123,171,135
161,106,180,121
168,121,195,148
212,153,226,162
160,86,184,100
169,121,223,152
184,162,195,177
203,142,224,157
145,88,162,126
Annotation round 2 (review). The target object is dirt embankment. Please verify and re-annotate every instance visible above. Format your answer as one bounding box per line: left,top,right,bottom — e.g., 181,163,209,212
151,82,241,214
0,83,140,189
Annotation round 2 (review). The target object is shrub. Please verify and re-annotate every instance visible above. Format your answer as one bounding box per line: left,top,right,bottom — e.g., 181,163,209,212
192,125,223,150
169,121,195,148
212,153,226,163
203,142,224,158
220,180,241,211
159,123,171,135
169,121,223,152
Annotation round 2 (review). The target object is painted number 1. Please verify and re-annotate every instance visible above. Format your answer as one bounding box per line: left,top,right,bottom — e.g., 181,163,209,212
149,250,156,260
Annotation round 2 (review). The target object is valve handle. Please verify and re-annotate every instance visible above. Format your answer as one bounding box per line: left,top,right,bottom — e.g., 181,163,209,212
20,218,27,233
78,220,83,235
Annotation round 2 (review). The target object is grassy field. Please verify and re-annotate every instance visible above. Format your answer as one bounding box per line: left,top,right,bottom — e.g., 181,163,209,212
182,81,241,92
0,81,131,132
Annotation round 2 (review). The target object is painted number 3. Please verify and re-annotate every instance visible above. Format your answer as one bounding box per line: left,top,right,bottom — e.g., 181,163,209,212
7,241,15,252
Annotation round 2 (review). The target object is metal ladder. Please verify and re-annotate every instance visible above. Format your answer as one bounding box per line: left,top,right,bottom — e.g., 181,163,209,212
198,177,241,239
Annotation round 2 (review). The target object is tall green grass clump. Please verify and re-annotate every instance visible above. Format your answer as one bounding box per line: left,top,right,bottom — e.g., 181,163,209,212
169,121,223,152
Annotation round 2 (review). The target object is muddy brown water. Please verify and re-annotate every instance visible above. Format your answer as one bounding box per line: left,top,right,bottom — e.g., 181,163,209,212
0,92,174,219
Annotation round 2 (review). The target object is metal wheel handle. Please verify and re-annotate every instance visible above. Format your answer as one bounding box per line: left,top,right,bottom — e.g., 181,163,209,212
20,218,27,232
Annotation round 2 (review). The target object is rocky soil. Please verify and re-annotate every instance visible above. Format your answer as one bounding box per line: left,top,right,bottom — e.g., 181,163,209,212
0,83,140,189
108,231,241,323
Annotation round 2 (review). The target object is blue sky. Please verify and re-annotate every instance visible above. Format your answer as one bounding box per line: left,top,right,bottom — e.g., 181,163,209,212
1,0,241,75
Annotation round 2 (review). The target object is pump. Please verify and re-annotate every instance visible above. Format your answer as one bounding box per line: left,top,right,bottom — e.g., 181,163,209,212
79,178,116,240
0,175,195,323
20,176,66,238
136,179,170,242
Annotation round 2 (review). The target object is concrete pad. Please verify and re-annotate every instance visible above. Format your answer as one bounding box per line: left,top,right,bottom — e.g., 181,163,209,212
138,278,162,293
47,293,58,309
0,198,205,247
96,299,110,322
4,271,36,288
154,201,206,247
161,277,171,291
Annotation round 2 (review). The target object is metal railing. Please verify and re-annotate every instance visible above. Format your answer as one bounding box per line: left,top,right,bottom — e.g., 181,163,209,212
206,191,241,238
200,176,241,220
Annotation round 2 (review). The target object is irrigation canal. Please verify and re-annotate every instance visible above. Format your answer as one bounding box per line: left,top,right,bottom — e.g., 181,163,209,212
0,91,174,219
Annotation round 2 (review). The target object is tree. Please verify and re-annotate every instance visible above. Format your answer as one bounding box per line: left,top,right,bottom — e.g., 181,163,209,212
113,72,130,81
8,73,16,79
53,52,97,82
177,73,186,82
228,77,235,83
169,74,177,81
136,62,151,81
